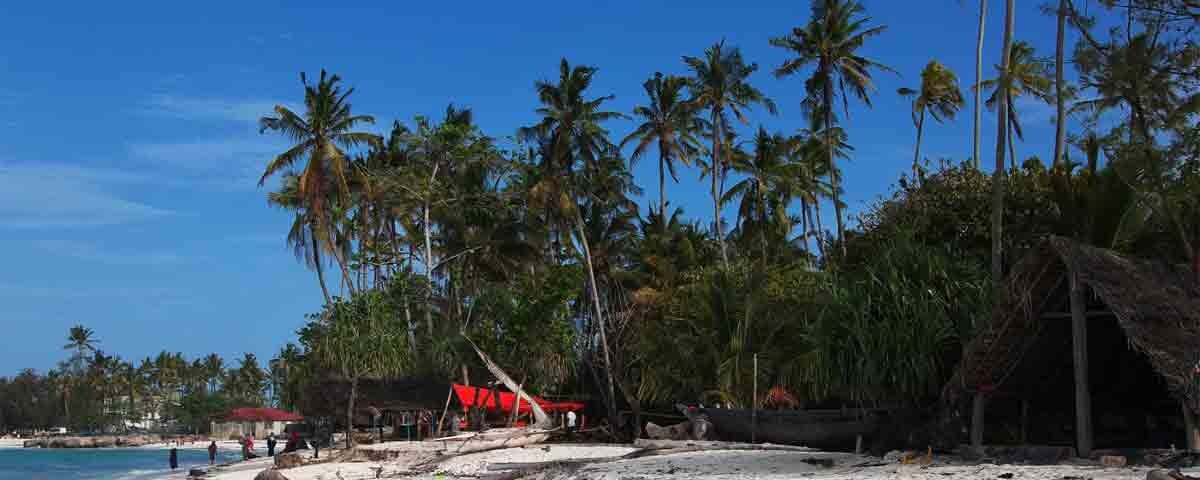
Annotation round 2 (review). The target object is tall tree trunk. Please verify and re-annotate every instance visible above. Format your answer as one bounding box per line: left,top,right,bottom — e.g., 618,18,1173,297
812,199,826,258
659,149,667,223
1008,121,1018,171
346,377,357,448
312,234,332,305
823,68,846,256
424,201,435,340
974,0,987,169
799,197,811,258
992,0,1016,307
575,213,618,428
913,108,927,180
712,111,729,267
1053,0,1068,167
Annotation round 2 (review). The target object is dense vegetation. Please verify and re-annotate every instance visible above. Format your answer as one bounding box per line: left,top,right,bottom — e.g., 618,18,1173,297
2,0,1196,442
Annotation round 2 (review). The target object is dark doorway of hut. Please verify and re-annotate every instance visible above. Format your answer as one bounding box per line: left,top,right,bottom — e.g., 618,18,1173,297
967,272,1194,458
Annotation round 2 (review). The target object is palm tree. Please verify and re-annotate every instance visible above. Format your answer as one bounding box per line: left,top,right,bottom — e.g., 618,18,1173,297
269,174,333,304
980,41,1053,169
771,0,892,253
64,325,98,376
898,60,965,179
259,70,381,292
724,127,792,263
621,72,704,218
683,41,777,267
517,58,625,427
1052,0,1068,167
973,0,988,169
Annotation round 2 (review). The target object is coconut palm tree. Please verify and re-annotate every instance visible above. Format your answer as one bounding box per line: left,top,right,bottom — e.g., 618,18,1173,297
683,41,777,267
980,41,1053,169
898,60,965,179
259,70,381,292
64,325,98,376
724,127,792,263
771,0,892,253
621,72,704,218
517,58,625,426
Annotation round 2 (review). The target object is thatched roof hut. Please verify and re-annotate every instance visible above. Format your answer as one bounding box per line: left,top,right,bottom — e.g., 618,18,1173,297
944,236,1200,453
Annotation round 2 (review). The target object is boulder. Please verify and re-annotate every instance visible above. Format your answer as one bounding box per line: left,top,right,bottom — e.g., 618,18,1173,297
253,469,290,480
644,421,690,440
93,436,116,448
1146,469,1196,480
274,452,305,469
23,439,43,448
189,467,207,477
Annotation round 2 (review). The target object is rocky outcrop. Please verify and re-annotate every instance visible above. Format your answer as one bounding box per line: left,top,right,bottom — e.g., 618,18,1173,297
253,469,290,480
274,452,306,469
22,434,208,448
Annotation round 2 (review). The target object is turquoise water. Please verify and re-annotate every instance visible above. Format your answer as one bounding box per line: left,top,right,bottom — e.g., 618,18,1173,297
0,446,247,480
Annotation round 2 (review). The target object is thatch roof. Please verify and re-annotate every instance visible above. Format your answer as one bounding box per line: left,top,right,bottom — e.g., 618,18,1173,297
945,236,1200,411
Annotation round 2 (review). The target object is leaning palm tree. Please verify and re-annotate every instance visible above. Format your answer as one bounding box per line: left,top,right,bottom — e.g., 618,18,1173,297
517,58,625,427
771,0,892,253
979,41,1053,169
259,70,381,292
621,72,704,218
898,60,965,179
683,41,777,267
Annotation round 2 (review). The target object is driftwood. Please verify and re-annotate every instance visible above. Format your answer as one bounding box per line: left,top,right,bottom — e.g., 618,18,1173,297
466,336,553,429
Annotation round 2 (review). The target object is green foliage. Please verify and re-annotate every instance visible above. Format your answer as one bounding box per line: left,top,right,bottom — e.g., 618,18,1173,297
300,290,411,381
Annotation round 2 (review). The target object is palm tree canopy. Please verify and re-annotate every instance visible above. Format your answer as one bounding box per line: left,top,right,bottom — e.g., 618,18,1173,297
770,0,894,116
620,72,705,182
683,41,778,127
979,41,1053,140
64,325,98,353
259,69,381,221
898,60,966,125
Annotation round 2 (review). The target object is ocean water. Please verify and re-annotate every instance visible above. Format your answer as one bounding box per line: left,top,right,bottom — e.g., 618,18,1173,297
0,445,248,480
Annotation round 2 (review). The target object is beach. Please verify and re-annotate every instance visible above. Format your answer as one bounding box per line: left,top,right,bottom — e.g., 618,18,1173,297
182,441,1168,480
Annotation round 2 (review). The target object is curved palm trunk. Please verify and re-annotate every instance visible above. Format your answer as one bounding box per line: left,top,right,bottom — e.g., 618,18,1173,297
1007,120,1018,172
823,68,846,256
799,197,811,258
812,199,826,258
992,0,1015,309
913,108,927,180
974,0,987,169
658,148,667,221
575,213,618,427
312,235,332,305
1053,0,1068,167
712,111,729,267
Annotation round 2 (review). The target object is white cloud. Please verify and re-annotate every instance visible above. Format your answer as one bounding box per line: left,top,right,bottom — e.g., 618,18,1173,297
0,282,187,301
33,239,186,266
0,163,172,228
138,94,281,123
126,136,285,187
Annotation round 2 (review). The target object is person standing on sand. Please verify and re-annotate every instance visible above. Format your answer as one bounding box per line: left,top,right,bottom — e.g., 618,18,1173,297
566,410,577,439
208,440,217,465
267,433,276,457
169,447,178,471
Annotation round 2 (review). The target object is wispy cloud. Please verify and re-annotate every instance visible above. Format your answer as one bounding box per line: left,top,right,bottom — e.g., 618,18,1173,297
126,136,284,187
33,239,187,266
1013,96,1057,130
0,163,172,228
137,94,281,123
0,282,188,301
225,233,285,246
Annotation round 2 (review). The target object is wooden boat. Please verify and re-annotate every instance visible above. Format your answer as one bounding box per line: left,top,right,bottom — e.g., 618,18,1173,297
702,407,885,449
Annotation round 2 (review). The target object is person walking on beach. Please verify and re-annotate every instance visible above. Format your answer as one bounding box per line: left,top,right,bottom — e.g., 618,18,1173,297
169,447,178,471
208,440,217,465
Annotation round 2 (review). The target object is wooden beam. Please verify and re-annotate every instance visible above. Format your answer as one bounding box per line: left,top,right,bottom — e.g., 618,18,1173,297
1069,271,1093,457
971,392,986,450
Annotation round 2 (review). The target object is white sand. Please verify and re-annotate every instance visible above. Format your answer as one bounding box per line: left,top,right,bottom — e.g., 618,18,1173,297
434,444,639,476
191,443,1156,480
0,438,25,449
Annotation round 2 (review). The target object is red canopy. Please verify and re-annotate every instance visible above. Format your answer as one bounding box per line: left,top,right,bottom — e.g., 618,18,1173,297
451,384,584,415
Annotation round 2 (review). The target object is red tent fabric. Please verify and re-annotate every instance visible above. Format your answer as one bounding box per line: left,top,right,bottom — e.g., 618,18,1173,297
222,407,304,422
451,384,584,415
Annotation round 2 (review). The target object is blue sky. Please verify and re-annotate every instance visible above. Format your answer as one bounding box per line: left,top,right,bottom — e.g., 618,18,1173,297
0,1,1074,376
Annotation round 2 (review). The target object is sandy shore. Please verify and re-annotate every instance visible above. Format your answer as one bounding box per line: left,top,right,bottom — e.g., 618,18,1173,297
185,441,1170,480
0,438,25,449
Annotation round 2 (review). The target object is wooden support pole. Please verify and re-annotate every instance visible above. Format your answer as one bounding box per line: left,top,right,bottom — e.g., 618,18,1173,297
1020,398,1029,445
752,353,758,444
971,392,986,450
1069,271,1093,457
1183,401,1200,452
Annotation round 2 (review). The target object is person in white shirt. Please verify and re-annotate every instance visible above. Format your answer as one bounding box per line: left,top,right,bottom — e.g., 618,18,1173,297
566,410,577,439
